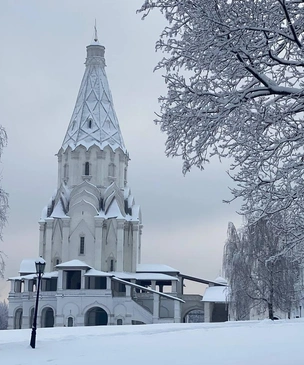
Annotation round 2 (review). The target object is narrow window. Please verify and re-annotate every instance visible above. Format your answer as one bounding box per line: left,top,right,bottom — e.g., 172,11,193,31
110,259,114,271
108,163,115,177
64,164,69,179
88,119,92,128
80,237,85,255
85,162,90,176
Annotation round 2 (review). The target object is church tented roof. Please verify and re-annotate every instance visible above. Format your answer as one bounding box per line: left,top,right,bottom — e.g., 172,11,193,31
61,39,126,153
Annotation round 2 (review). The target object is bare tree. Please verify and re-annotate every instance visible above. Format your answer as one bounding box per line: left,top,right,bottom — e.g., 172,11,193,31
223,216,301,320
0,126,8,278
138,1,304,242
0,300,8,330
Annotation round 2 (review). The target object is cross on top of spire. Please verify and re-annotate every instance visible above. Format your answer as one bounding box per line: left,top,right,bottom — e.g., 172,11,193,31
94,19,98,42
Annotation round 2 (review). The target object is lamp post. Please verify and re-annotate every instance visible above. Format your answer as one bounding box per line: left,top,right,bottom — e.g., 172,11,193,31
30,257,46,349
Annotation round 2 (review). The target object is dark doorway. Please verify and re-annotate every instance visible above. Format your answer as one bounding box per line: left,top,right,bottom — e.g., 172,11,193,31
14,308,23,329
212,303,228,322
66,270,81,289
85,307,108,326
42,307,55,327
67,317,74,327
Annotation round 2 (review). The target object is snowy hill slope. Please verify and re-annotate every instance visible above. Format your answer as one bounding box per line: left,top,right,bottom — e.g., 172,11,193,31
1,320,303,365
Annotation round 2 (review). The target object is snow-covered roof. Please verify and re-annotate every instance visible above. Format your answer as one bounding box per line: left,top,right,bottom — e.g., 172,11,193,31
56,260,91,269
112,277,185,303
133,273,179,281
136,264,179,273
202,286,228,303
19,259,36,274
84,269,113,277
105,199,124,219
61,42,126,153
110,272,178,281
8,271,58,281
214,276,228,285
51,200,67,218
19,258,45,274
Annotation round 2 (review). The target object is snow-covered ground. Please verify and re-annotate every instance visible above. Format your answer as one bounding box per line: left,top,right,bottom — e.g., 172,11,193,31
1,320,303,365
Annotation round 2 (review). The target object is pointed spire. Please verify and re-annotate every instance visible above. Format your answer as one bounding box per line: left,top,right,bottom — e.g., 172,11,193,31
61,37,126,153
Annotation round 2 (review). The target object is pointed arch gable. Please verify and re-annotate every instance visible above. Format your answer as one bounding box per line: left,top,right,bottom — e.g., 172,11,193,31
69,199,99,217
82,302,111,317
105,198,126,219
70,190,99,210
103,182,121,201
70,180,100,201
103,184,125,216
106,220,117,246
52,219,63,240
69,218,95,239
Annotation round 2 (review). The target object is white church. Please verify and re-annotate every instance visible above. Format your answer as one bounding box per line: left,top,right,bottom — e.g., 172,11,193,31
7,34,228,329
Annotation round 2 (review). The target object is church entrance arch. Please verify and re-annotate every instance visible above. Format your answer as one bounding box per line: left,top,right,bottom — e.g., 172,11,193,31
41,307,55,328
85,307,108,326
14,308,23,329
183,309,204,323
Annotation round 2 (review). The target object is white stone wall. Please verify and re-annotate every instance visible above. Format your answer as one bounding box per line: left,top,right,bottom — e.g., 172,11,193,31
57,145,128,190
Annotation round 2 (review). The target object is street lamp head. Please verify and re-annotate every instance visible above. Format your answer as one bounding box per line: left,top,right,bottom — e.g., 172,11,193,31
35,257,46,275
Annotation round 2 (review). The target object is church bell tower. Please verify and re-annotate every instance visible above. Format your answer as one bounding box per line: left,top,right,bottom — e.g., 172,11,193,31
38,34,142,273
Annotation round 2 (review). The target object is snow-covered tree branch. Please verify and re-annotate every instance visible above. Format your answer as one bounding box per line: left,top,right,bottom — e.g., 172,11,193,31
139,0,304,241
0,126,8,278
223,216,302,320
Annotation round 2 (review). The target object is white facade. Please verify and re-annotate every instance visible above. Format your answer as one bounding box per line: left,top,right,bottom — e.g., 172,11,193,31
8,36,200,329
38,38,141,274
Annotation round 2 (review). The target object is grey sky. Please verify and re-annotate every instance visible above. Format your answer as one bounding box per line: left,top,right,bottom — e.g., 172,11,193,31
0,0,242,299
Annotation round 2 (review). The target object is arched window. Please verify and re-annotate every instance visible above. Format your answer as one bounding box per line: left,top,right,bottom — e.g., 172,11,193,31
53,257,61,270
110,259,114,272
85,162,90,176
79,236,85,255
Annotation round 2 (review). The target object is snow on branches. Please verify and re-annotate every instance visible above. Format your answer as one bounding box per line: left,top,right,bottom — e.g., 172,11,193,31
139,0,304,241
223,216,302,320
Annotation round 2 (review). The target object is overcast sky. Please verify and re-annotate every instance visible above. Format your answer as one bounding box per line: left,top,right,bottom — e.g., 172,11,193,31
0,0,243,299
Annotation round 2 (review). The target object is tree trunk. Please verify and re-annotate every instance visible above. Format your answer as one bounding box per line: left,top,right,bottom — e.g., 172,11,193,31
268,302,274,320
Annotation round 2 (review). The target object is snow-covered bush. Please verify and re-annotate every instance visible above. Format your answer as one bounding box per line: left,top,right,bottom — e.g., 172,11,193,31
0,300,8,330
